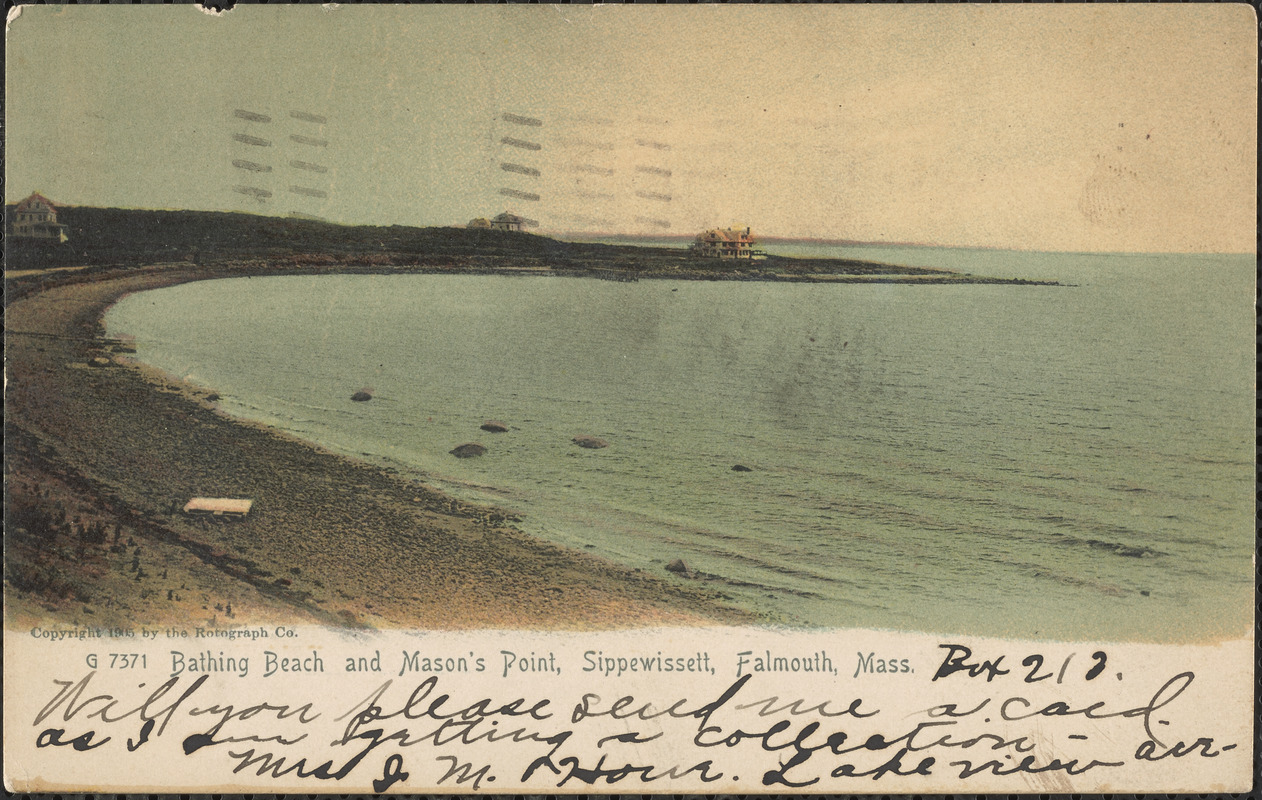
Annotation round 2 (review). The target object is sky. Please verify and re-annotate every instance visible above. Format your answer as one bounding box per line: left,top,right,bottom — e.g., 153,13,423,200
5,4,1256,253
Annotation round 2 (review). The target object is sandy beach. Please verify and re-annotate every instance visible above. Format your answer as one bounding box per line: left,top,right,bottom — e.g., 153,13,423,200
5,265,752,631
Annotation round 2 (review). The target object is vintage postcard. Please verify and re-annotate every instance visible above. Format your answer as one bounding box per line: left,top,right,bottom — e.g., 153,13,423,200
4,4,1255,793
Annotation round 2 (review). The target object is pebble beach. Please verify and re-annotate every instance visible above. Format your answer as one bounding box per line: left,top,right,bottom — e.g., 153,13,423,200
5,265,751,631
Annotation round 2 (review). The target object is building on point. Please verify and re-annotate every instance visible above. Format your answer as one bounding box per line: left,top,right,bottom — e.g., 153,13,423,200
11,192,69,241
490,212,526,232
691,226,761,259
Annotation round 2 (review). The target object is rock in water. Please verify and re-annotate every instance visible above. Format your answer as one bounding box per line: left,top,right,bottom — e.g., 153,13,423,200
449,443,487,458
351,391,372,402
731,464,753,472
481,420,510,433
665,558,689,575
573,435,609,449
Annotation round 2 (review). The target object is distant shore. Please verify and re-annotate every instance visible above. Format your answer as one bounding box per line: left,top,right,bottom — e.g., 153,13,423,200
4,205,1062,287
5,264,755,630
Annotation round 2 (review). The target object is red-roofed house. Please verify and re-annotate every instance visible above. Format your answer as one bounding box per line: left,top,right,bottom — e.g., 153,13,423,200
12,193,69,241
692,226,757,259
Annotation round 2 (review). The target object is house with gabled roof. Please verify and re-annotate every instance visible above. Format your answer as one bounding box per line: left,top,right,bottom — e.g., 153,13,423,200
490,212,526,232
12,192,69,241
692,226,758,259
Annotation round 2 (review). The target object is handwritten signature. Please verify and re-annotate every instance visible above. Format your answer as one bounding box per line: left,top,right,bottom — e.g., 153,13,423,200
30,644,1237,791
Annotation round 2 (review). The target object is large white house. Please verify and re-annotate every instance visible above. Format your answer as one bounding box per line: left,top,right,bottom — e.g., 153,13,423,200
692,226,758,259
12,192,69,241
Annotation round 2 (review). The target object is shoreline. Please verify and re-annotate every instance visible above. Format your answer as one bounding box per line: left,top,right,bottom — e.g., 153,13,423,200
5,261,1063,302
4,205,1064,288
6,264,755,631
5,262,1246,644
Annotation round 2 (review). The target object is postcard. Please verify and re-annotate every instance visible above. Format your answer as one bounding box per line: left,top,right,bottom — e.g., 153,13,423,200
4,3,1255,793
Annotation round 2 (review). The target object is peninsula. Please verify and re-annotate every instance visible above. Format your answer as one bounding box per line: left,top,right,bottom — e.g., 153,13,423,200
5,206,1060,289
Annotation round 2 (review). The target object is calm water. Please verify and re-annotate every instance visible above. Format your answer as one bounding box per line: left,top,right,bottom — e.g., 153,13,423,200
104,246,1254,641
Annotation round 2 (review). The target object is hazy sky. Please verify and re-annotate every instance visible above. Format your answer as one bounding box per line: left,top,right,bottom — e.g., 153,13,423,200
6,4,1256,252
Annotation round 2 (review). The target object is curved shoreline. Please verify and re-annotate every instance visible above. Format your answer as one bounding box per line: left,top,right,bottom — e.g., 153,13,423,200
6,264,754,630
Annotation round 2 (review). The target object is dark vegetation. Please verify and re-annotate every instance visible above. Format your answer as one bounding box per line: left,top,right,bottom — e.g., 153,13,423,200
5,429,131,610
6,205,1055,286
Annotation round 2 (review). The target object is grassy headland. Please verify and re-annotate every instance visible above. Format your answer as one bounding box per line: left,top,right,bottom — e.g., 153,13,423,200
5,206,1059,293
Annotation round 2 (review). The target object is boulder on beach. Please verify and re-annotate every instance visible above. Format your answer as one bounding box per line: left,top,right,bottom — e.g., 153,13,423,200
665,558,689,575
449,443,487,458
573,435,609,449
350,391,373,402
481,420,510,433
731,464,753,472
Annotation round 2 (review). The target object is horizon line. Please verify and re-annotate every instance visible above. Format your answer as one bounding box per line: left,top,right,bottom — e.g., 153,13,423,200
546,228,1257,259
5,199,1254,259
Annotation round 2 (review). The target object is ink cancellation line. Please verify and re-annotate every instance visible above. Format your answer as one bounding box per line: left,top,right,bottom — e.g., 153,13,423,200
501,163,541,178
634,215,672,229
501,136,542,152
290,134,329,148
233,109,272,123
232,159,272,173
572,164,615,176
289,110,327,124
635,165,672,178
230,108,332,207
500,113,543,128
634,138,671,151
499,188,541,202
232,133,272,147
289,160,329,174
288,112,332,213
233,186,272,200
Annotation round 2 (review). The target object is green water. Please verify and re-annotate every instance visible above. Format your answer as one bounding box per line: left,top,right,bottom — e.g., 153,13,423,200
104,247,1254,641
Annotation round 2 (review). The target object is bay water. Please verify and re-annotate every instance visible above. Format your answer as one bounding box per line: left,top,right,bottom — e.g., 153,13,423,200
104,245,1254,641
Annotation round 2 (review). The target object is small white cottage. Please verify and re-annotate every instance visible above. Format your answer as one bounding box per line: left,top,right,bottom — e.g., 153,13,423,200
490,212,526,232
